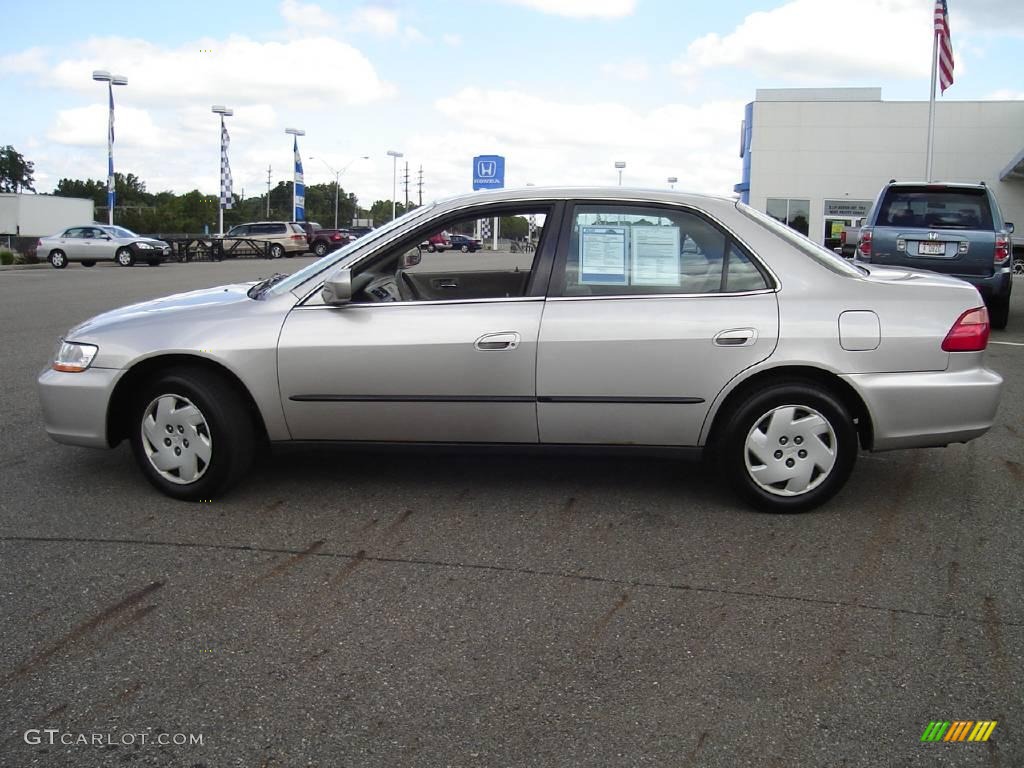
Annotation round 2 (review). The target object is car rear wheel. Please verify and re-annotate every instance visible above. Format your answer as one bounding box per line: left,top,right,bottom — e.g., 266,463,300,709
130,367,256,501
314,242,328,257
427,244,437,253
270,244,285,259
48,250,68,269
718,381,857,513
81,260,95,268
116,247,135,267
988,295,1010,330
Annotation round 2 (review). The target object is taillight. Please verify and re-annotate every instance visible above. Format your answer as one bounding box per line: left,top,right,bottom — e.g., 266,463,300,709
37,239,42,248
292,234,304,241
857,229,872,259
331,234,341,241
942,307,990,352
995,234,1010,264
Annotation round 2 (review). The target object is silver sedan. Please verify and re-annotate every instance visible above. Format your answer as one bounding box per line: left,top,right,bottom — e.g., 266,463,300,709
37,188,1002,512
37,224,172,268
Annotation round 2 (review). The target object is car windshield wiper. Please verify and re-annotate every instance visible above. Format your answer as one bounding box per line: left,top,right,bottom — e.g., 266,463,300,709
247,272,289,299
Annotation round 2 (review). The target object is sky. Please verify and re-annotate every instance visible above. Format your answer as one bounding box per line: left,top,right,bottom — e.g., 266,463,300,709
2,0,1022,208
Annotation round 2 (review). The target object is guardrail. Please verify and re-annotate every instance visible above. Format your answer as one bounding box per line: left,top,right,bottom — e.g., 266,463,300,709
156,236,277,262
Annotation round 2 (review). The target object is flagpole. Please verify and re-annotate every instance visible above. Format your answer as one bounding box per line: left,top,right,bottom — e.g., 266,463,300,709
218,116,224,236
925,26,938,182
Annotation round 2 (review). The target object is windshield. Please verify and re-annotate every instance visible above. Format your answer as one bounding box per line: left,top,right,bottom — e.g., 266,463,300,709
876,186,993,230
265,203,436,296
737,202,865,277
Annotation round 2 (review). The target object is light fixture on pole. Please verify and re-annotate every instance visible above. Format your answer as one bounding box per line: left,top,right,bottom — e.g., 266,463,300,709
614,161,626,186
211,105,233,235
667,176,678,190
310,155,368,229
285,128,305,222
92,70,127,226
386,150,403,221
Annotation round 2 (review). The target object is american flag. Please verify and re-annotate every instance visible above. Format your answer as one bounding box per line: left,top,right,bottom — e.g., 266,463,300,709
219,119,233,210
293,136,305,222
934,0,954,93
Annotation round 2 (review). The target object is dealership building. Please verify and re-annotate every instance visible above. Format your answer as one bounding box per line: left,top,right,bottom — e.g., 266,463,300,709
735,88,1024,249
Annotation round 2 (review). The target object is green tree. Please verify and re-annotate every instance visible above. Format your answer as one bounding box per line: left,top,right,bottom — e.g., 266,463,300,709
500,215,528,239
0,146,36,193
54,178,106,206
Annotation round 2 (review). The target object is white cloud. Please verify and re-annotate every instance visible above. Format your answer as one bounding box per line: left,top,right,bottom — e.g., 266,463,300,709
500,0,637,19
404,26,427,43
443,33,463,47
0,47,49,75
46,35,394,108
431,87,744,194
48,104,173,149
280,0,337,28
350,5,400,36
601,57,649,82
672,0,934,83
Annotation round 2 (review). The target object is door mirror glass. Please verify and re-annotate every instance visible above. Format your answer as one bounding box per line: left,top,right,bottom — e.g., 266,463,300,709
1006,222,1015,234
321,268,353,305
401,246,422,268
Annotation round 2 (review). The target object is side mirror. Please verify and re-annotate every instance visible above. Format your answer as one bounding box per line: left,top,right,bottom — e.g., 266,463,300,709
321,268,353,305
1006,222,1015,234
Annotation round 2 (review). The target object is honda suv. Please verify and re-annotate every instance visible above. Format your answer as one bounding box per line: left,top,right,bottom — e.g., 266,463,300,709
855,181,1014,328
219,221,308,258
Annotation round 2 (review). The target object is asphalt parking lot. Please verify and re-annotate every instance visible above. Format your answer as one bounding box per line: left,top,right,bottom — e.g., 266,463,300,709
1,259,1022,767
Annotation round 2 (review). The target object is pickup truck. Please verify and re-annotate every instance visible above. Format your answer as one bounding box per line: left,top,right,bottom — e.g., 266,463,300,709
854,181,1014,329
836,219,863,259
307,227,355,257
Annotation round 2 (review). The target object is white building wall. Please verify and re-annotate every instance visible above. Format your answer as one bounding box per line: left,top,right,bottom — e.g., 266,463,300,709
747,94,1024,243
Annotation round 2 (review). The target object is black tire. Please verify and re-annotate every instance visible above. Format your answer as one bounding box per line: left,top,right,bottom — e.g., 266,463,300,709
116,247,135,267
716,380,858,513
427,244,437,253
460,245,469,253
48,250,68,269
129,367,256,501
270,244,284,259
313,241,328,257
81,260,96,268
988,295,1010,331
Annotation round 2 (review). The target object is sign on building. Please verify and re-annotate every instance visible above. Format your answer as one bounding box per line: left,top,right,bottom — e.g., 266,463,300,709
823,199,873,218
473,155,505,190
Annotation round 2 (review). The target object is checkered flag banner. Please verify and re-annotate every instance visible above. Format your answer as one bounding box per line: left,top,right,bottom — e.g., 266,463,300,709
219,119,233,210
480,218,491,238
528,213,536,240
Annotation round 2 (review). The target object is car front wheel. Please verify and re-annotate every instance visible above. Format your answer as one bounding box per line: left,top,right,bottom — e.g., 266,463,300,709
116,247,135,267
49,250,68,269
129,367,256,501
718,381,857,513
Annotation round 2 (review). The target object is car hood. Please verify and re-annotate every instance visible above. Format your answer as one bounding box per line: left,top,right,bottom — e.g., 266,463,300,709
67,282,258,339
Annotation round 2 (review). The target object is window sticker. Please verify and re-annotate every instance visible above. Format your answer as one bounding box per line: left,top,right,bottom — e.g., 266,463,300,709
631,225,681,286
579,226,628,285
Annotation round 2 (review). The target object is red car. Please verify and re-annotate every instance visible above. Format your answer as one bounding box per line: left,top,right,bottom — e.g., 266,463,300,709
422,232,451,252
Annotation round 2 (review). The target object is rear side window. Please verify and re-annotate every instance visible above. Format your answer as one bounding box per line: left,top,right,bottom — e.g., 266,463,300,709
290,224,307,234
877,187,993,230
557,204,768,296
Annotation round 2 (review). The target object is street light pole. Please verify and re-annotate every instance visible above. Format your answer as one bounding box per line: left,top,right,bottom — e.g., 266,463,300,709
311,155,369,228
614,161,626,186
92,70,127,225
387,150,403,221
211,105,233,235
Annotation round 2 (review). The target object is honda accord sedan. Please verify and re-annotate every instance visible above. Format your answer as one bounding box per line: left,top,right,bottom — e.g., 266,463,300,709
37,188,1003,512
37,225,172,268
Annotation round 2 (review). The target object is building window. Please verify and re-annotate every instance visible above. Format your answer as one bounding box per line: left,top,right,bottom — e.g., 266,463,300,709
766,198,810,236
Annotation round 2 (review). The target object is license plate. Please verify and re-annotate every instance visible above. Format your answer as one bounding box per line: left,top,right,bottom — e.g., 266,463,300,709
918,242,946,256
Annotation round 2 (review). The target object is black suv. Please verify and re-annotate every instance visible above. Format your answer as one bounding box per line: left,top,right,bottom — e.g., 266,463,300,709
855,181,1014,328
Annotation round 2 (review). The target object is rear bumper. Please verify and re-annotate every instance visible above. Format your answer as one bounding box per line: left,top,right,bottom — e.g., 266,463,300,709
843,366,1003,451
37,366,121,448
957,268,1012,301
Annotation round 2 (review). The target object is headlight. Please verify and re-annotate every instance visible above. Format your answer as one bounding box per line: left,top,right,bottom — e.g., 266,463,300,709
53,340,99,372
137,242,154,249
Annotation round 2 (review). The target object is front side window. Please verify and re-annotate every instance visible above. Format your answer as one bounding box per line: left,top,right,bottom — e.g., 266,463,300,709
347,206,550,303
227,225,249,237
556,204,767,296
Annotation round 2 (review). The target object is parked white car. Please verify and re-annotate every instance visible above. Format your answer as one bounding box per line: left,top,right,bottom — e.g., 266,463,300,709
37,225,171,268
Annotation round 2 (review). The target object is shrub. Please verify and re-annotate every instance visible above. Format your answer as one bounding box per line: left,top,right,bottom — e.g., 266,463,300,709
0,249,14,266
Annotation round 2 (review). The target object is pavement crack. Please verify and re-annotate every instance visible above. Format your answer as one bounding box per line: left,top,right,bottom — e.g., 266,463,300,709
2,535,1022,630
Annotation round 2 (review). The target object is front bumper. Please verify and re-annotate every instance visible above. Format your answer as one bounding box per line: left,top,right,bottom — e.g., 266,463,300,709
843,365,1003,451
37,366,122,448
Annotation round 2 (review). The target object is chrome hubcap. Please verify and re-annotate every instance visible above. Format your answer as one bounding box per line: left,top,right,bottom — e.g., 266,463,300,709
744,404,837,497
1013,258,1024,276
140,394,212,485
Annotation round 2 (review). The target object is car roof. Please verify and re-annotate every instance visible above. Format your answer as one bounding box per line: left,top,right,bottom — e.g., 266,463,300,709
886,181,988,190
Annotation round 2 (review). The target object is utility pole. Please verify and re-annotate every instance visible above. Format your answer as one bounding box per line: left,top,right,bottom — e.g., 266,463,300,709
266,165,272,218
417,165,423,206
403,161,410,210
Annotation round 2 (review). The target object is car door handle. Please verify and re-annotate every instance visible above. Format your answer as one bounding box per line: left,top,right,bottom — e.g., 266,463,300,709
713,328,758,347
434,278,460,289
475,332,520,351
